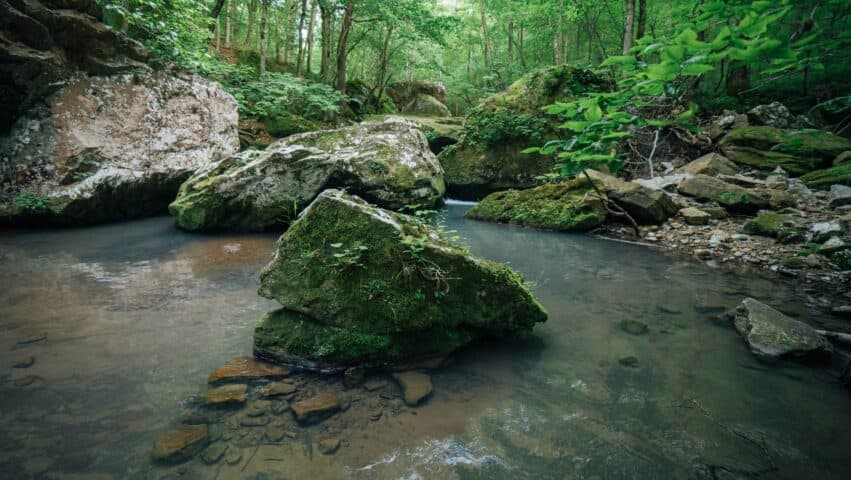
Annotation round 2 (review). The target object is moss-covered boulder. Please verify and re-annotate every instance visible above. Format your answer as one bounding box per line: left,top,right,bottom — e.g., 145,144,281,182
800,163,851,188
253,189,547,369
742,211,801,242
677,175,768,214
438,65,609,198
734,298,832,361
264,111,320,138
719,126,851,175
169,117,445,232
464,178,607,231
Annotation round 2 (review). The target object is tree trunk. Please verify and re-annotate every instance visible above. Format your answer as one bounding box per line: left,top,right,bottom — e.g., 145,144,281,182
726,65,750,97
319,1,332,79
335,0,355,92
215,14,221,50
274,9,281,63
210,0,227,19
375,25,393,105
283,0,297,66
295,0,308,76
245,0,258,46
260,0,269,74
636,0,647,39
225,0,231,47
305,0,318,75
479,0,490,68
623,0,635,54
518,24,526,68
507,17,513,69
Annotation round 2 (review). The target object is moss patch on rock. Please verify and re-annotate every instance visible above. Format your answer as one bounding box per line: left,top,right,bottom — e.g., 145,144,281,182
719,126,851,175
800,163,851,188
464,178,607,231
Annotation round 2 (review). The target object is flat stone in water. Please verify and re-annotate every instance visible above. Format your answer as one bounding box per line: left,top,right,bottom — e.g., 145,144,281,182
392,371,433,406
200,443,227,465
13,375,41,387
619,319,649,335
259,381,296,397
734,298,833,361
152,425,209,463
200,384,247,406
318,438,340,455
240,414,270,427
225,448,243,466
291,393,341,425
264,426,285,442
208,356,290,384
11,357,35,368
364,379,388,392
16,334,46,346
619,356,639,368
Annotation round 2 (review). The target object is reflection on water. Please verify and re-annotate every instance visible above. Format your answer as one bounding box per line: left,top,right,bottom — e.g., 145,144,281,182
0,206,849,479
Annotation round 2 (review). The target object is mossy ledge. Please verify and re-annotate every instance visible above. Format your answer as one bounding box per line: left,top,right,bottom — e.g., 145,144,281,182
253,189,548,370
464,178,607,231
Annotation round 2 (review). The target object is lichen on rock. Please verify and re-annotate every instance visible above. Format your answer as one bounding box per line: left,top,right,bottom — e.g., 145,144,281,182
170,117,446,232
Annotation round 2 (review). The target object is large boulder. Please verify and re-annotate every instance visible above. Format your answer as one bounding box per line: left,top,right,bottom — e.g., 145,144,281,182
734,298,832,361
403,93,451,117
385,81,450,117
677,175,768,214
169,117,445,232
800,163,851,189
438,65,610,198
719,126,851,175
464,178,606,231
585,170,678,224
401,115,463,155
254,189,547,370
0,72,239,225
675,153,739,177
0,0,149,132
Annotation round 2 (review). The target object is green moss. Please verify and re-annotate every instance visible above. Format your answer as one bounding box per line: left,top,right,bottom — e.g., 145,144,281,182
264,111,319,138
464,178,607,231
800,163,851,188
742,211,800,242
254,309,472,367
13,193,58,215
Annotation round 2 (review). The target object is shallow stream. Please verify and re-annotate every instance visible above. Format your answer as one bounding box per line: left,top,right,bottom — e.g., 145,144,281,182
0,203,849,479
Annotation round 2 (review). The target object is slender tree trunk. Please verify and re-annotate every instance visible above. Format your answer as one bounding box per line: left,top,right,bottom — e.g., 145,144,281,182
295,0,308,76
210,0,227,19
225,0,231,47
507,17,513,69
305,0,318,75
375,25,393,104
479,0,491,68
623,0,635,54
319,1,332,79
245,0,258,46
215,15,221,50
335,0,355,92
283,0,297,65
274,9,281,63
260,0,269,73
636,0,647,39
518,24,526,68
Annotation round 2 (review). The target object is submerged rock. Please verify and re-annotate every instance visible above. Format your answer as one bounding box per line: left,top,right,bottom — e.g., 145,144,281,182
254,189,547,369
733,298,832,361
200,384,247,406
151,425,209,463
1,73,239,225
169,117,445,232
291,392,340,424
464,178,606,231
392,371,433,406
207,356,289,384
438,65,609,198
318,438,341,455
719,126,851,175
677,175,768,214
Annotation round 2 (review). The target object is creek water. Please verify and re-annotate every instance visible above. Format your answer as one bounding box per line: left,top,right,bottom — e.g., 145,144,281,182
0,203,848,480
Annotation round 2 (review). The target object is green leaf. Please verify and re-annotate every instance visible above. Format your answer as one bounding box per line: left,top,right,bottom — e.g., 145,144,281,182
559,121,590,132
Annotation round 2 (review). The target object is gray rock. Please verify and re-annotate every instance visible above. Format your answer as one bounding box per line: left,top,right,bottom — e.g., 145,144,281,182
676,153,739,176
318,438,341,455
392,371,433,406
747,102,797,129
734,298,832,361
821,237,847,255
680,207,711,226
1,73,239,225
634,173,693,192
828,185,851,208
200,443,228,464
810,222,841,242
677,175,768,214
169,117,445,232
